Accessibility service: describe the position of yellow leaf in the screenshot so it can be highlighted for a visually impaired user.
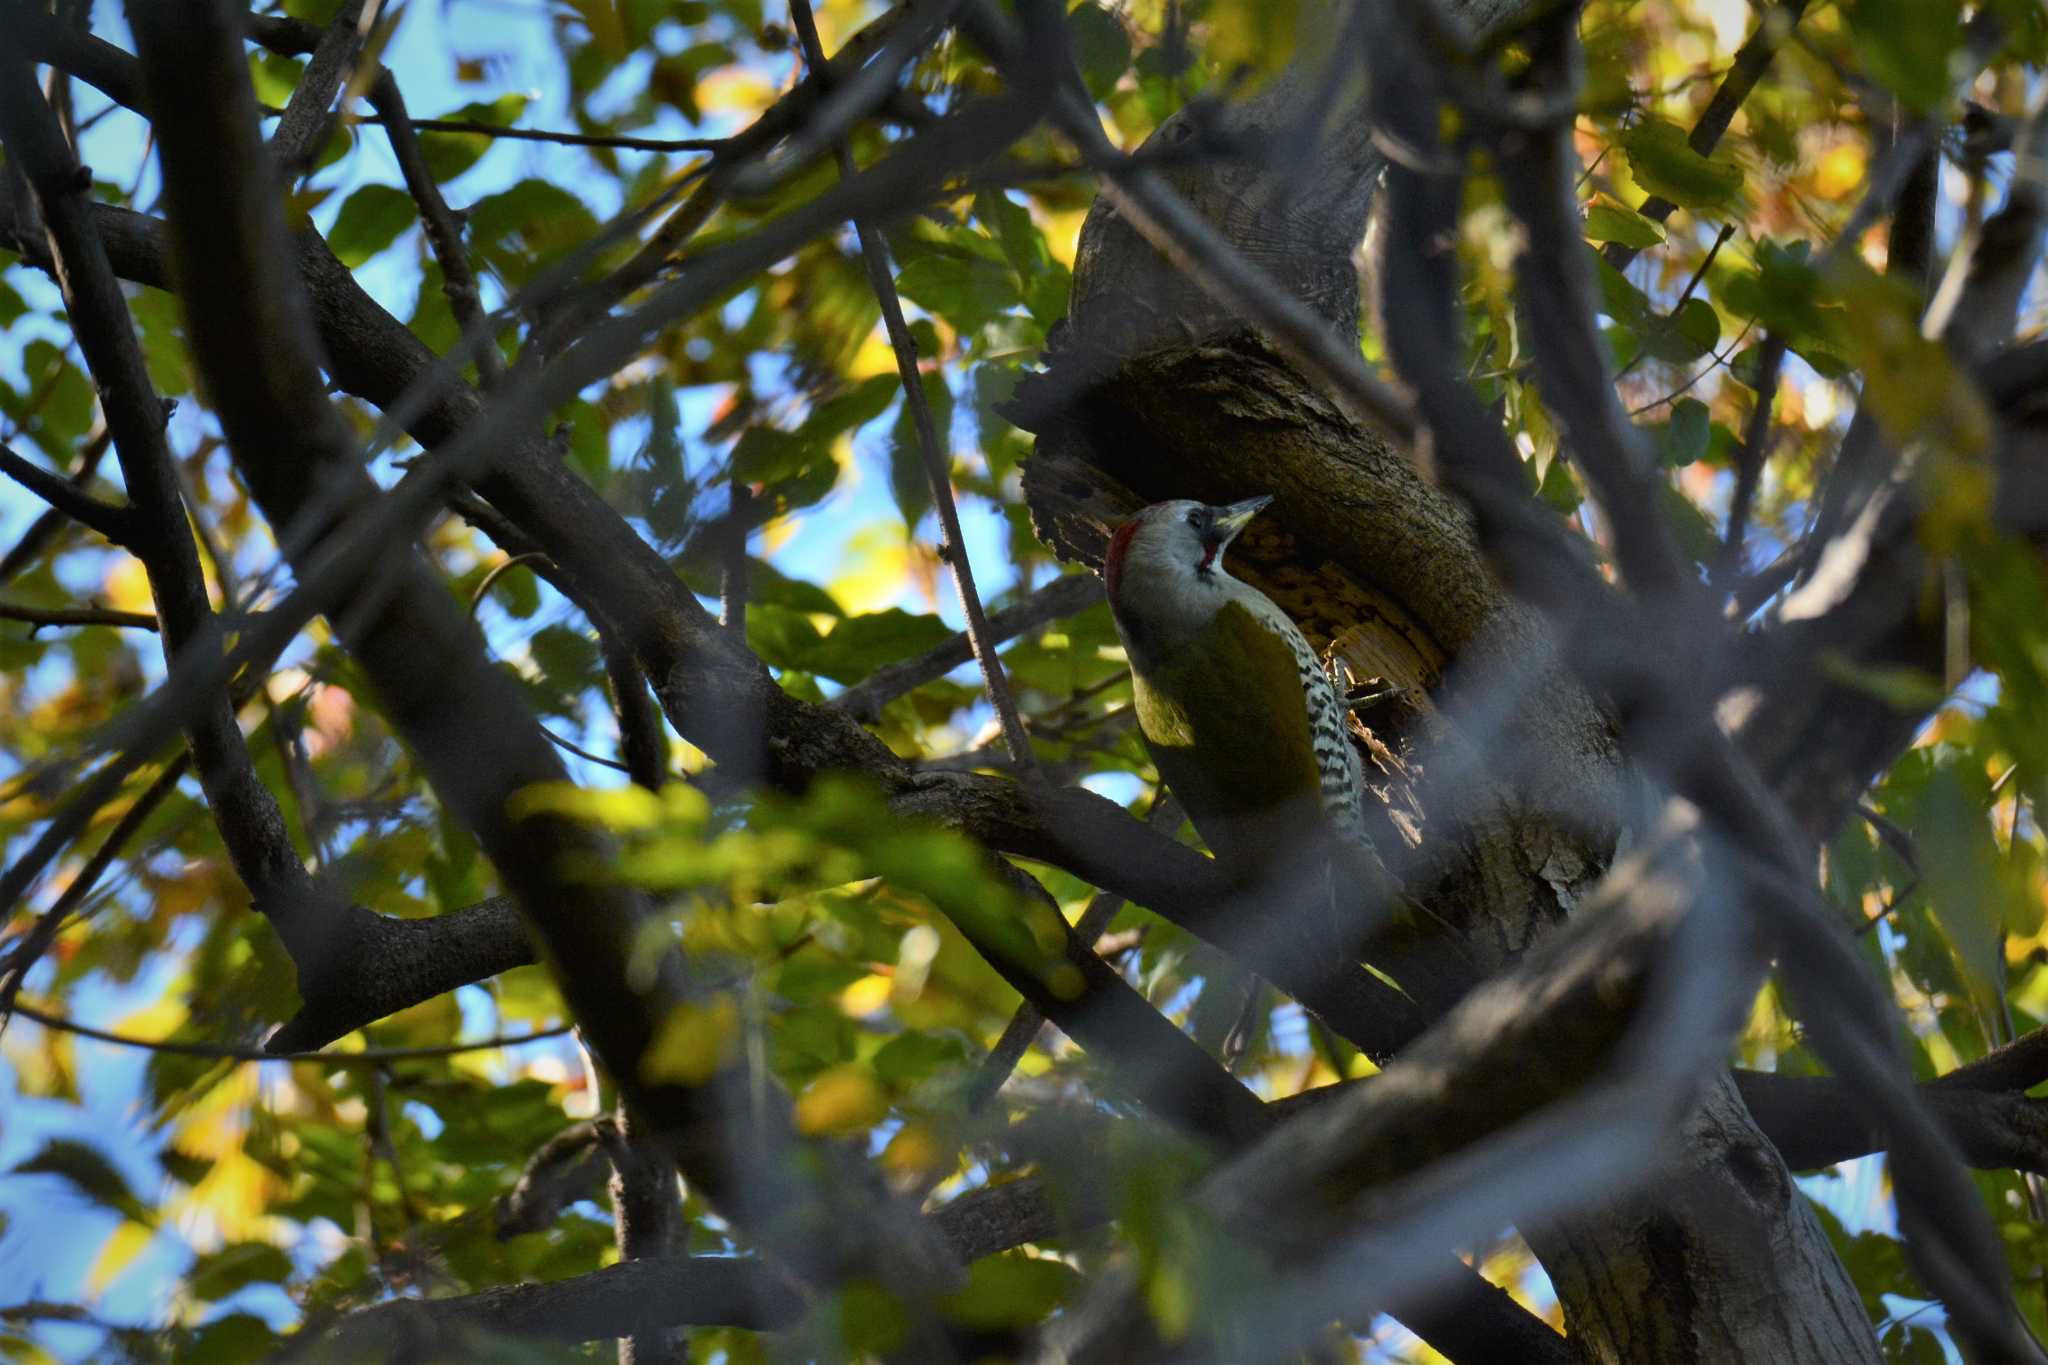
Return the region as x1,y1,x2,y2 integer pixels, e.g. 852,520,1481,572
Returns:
839,973,894,1019
114,998,187,1042
86,1221,154,1297
179,1151,281,1243
1814,142,1867,199
641,995,740,1086
880,1120,949,1181
508,780,664,832
828,525,913,613
846,327,898,380
103,557,154,614
695,68,776,116
794,1064,888,1137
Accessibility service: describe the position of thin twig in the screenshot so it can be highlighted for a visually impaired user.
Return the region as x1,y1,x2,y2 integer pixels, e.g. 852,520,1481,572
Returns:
0,601,157,631
1614,222,1735,381
331,108,726,154
467,551,551,616
0,754,188,1025
367,68,502,387
4,996,573,1062
540,725,635,775
0,440,134,543
790,0,1038,775
0,427,114,586
1626,317,1753,415
1716,333,1788,585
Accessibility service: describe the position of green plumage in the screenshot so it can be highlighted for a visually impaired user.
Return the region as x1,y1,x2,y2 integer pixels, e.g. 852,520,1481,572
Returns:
1130,599,1328,872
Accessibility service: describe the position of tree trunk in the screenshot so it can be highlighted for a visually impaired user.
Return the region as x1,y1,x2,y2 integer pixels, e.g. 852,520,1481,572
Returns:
1019,3,1884,1357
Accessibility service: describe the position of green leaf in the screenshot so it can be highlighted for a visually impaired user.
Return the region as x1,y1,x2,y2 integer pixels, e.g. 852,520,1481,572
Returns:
1592,250,1651,326
748,603,827,674
1846,0,1964,113
939,1253,1081,1329
746,559,843,618
1067,4,1133,99
183,1314,279,1363
1658,481,1721,565
1620,118,1743,211
563,398,611,483
408,262,460,357
328,184,418,267
872,1030,971,1087
1649,397,1711,466
894,252,1019,337
1918,765,2005,1007
419,94,531,183
186,1242,293,1302
13,1138,153,1225
1203,0,1302,78
466,179,601,288
131,288,192,397
249,52,306,108
1584,202,1665,249
807,609,955,685
1640,297,1721,365
806,375,901,442
1537,456,1581,515
527,625,602,714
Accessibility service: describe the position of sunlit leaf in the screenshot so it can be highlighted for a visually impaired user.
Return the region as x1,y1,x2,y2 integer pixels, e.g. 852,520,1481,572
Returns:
1619,118,1743,211
1584,201,1665,249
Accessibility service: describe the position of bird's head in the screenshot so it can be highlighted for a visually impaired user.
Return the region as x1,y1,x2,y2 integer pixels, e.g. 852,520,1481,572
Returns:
1102,495,1273,613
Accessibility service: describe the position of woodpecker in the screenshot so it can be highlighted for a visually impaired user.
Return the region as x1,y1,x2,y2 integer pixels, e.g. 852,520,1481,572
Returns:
1102,496,1385,913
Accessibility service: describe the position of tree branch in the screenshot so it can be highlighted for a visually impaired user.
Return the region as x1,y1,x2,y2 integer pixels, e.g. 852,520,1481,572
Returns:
1738,1070,2048,1175
6,995,571,1064
0,427,116,586
0,441,134,543
0,601,156,631
0,46,333,986
122,0,957,1300
267,0,367,177
364,68,501,387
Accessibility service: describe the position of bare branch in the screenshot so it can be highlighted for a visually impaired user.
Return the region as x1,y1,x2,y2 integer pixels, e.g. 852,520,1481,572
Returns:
267,0,369,177
334,108,724,155
0,600,156,631
365,68,501,386
0,427,116,586
6,996,571,1064
0,441,134,543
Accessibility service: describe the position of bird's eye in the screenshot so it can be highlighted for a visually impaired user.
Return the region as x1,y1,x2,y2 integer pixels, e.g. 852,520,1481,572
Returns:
1185,508,1203,528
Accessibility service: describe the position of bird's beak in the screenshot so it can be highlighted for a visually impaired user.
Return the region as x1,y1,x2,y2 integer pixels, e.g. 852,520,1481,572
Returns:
1209,494,1274,546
